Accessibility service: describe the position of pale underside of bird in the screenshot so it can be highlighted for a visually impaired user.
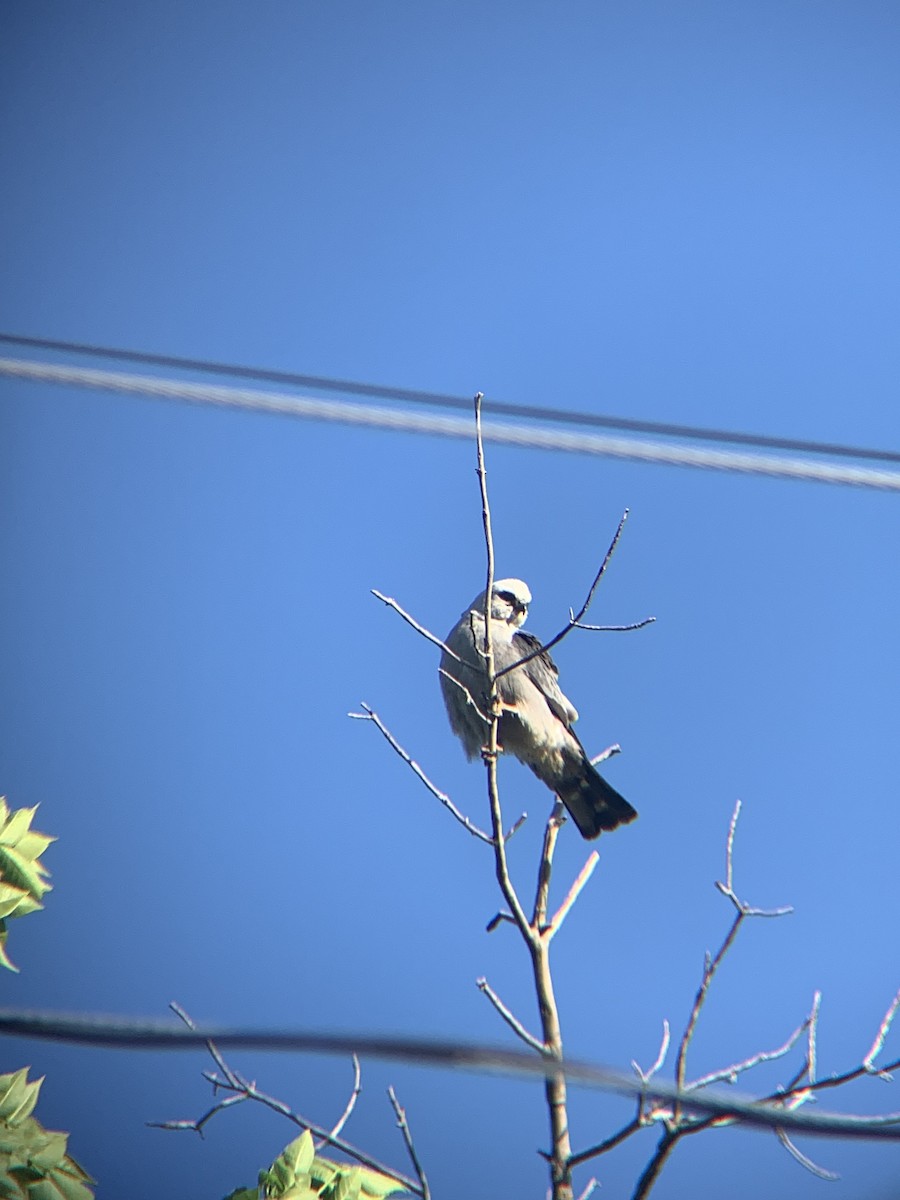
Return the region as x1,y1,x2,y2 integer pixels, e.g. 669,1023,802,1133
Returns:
439,578,637,840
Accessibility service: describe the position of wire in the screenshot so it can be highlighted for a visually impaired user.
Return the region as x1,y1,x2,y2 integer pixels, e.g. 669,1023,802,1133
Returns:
3,355,900,491
2,329,898,466
0,1007,899,1142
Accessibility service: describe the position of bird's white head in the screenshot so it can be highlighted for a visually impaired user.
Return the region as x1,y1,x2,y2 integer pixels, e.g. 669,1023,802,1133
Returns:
468,578,531,627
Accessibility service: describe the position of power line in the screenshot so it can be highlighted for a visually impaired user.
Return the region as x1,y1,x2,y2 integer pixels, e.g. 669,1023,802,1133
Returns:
1,329,898,466
3,355,900,492
0,1007,899,1142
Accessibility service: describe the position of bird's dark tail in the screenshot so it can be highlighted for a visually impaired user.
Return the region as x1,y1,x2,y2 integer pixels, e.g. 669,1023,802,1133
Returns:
549,751,637,840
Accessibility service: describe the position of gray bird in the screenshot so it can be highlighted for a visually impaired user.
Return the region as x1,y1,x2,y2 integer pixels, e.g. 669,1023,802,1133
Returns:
439,578,637,839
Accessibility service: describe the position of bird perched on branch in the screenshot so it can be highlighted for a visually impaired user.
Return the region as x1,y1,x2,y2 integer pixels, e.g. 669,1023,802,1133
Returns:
439,578,637,840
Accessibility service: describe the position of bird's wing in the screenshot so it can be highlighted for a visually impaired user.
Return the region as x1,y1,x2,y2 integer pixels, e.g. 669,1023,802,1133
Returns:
509,630,578,728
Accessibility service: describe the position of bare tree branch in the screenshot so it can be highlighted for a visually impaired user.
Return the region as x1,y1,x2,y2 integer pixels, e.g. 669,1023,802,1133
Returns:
371,588,466,665
571,617,656,632
493,509,643,683
437,666,491,725
569,1110,645,1166
474,394,575,1200
319,1054,361,1150
686,1015,810,1091
533,801,566,930
714,800,793,917
633,1021,671,1085
776,1129,839,1181
477,977,547,1055
590,743,621,766
388,1086,431,1200
864,986,900,1079
149,1003,421,1195
631,1131,680,1200
546,852,600,940
349,704,494,844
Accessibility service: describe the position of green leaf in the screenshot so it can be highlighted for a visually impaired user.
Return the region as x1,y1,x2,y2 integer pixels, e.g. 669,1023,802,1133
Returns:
0,1072,42,1126
0,926,17,974
282,1132,315,1177
0,1070,93,1199
0,808,39,849
0,848,46,904
312,1157,407,1200
44,1165,95,1200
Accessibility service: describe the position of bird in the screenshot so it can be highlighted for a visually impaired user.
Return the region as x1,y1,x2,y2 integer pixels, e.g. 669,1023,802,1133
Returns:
439,578,637,839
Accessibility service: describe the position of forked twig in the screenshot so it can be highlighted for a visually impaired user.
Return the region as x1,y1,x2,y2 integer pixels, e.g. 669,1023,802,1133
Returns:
150,1003,420,1195
686,1016,810,1091
674,802,793,1117
633,1021,671,1084
864,986,900,1079
494,509,653,682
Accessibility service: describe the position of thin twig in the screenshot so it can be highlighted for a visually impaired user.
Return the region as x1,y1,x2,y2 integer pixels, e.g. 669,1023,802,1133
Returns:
388,1086,431,1200
437,667,491,725
317,1054,361,1150
477,977,547,1055
686,1015,810,1091
575,1178,600,1200
773,1054,900,1105
493,510,633,682
504,812,529,841
153,1004,419,1195
486,909,518,933
674,803,793,1123
864,986,900,1078
572,617,656,632
590,743,621,766
631,1130,680,1200
148,1090,250,1134
533,802,566,929
371,589,465,665
569,1111,645,1166
713,801,794,918
809,990,822,1087
633,1021,671,1084
349,705,493,843
547,852,600,939
674,908,744,1107
776,1129,840,1180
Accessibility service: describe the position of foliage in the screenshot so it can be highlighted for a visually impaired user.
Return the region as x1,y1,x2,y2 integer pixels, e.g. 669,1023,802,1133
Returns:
0,1068,94,1200
226,1132,410,1200
0,800,54,973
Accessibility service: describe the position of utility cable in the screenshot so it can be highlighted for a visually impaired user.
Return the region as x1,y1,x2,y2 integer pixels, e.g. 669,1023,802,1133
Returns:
1,330,897,466
3,355,900,492
0,1007,899,1142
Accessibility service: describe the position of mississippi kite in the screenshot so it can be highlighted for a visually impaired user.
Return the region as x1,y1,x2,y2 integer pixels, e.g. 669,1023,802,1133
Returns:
440,578,637,839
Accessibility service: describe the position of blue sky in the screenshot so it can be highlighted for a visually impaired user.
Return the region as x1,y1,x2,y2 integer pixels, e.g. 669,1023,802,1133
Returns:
2,3,900,1198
